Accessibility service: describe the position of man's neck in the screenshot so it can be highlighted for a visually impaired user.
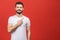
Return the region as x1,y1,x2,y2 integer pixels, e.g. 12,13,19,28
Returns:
16,13,23,18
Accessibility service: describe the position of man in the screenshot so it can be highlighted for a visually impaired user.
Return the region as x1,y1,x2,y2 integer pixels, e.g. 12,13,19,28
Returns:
7,2,31,40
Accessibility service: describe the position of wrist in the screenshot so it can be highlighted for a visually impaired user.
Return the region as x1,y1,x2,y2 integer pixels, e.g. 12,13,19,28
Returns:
28,38,30,40
14,24,19,28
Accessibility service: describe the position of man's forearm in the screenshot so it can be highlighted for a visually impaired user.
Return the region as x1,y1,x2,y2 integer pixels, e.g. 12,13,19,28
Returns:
28,30,31,40
8,24,19,33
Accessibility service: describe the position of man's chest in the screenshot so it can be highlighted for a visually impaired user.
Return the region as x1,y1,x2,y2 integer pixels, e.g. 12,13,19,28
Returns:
12,17,27,26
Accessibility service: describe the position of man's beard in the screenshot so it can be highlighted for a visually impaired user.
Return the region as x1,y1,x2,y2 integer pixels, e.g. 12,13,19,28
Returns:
16,10,23,15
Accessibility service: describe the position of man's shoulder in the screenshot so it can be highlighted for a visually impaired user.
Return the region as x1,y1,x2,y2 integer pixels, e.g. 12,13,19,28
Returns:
23,15,30,21
23,15,29,19
8,15,15,19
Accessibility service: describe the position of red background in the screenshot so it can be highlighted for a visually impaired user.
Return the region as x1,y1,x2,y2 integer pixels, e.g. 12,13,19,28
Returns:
0,0,60,40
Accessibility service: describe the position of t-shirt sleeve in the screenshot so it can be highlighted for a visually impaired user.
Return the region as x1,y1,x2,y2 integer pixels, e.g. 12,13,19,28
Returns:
8,17,13,24
26,18,31,27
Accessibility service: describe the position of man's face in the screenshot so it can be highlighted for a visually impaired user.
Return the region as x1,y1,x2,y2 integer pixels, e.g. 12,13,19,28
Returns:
15,4,24,14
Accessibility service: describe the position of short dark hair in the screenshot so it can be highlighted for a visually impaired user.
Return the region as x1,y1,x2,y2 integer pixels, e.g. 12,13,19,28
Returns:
15,2,24,7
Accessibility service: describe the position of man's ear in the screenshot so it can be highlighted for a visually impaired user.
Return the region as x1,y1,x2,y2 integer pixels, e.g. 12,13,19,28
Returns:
23,8,24,10
15,7,16,10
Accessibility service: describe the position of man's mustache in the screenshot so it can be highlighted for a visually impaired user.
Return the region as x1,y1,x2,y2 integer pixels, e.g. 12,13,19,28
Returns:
17,9,22,11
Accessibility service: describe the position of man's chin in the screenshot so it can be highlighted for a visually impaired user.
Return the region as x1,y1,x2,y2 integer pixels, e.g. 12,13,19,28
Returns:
16,11,23,14
16,12,22,14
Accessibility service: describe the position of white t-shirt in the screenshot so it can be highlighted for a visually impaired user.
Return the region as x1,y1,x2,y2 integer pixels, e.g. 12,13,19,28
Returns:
8,15,30,40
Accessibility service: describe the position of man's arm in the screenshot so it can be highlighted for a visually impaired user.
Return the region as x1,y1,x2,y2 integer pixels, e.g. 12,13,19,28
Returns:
7,19,23,33
27,27,31,40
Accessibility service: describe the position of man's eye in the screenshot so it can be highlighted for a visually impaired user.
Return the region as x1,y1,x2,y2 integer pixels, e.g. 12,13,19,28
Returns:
20,7,23,8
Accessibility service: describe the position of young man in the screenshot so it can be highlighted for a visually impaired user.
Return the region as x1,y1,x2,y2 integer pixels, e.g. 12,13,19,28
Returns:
7,2,31,40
